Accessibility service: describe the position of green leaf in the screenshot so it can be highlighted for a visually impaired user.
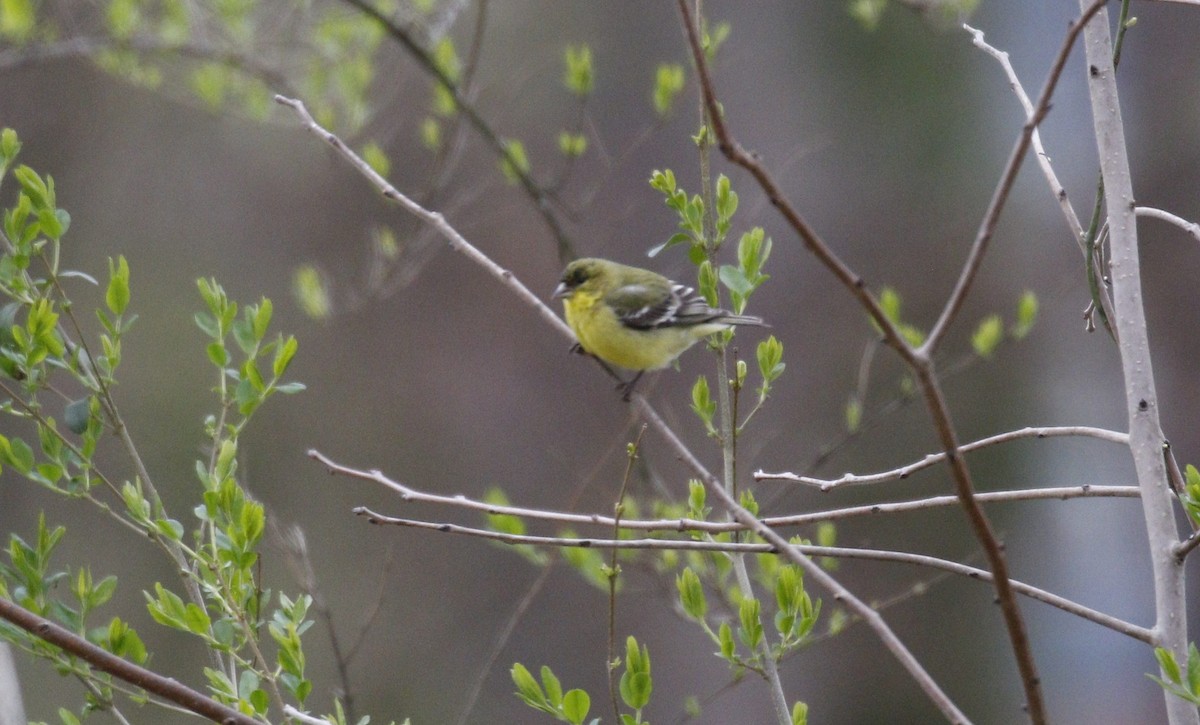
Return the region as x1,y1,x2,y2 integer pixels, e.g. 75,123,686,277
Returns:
273,336,298,377
971,314,1003,358
540,665,563,707
0,127,20,161
511,663,549,709
1157,647,1182,684
738,597,763,649
563,44,594,96
653,63,685,116
64,398,91,435
792,701,809,725
557,131,588,157
676,567,707,619
647,232,693,258
1012,290,1038,339
206,342,227,367
691,375,715,432
562,689,590,725
845,396,862,433
499,139,530,183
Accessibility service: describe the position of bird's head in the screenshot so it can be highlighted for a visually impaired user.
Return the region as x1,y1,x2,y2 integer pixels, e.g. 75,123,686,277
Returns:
552,258,603,300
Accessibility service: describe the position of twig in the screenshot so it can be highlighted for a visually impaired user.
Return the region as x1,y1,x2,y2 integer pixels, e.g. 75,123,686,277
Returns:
337,0,577,263
456,563,555,725
963,24,1084,248
0,598,259,725
756,425,1129,490
1136,206,1200,242
355,506,1151,643
924,0,1109,353
312,449,1138,532
275,95,570,339
608,427,645,722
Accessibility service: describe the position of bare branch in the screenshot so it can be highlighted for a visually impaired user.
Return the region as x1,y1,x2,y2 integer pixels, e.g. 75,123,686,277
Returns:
0,598,259,725
963,24,1085,248
358,504,1154,644
312,449,1137,531
274,95,570,339
757,425,1129,490
1136,206,1200,242
924,0,1108,352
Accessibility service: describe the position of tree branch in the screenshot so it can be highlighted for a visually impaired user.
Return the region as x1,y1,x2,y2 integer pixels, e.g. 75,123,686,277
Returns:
0,598,259,725
355,505,1154,644
1078,5,1199,723
757,425,1129,489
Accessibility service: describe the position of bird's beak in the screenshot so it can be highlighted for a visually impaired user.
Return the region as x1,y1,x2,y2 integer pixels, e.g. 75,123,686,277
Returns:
552,282,571,300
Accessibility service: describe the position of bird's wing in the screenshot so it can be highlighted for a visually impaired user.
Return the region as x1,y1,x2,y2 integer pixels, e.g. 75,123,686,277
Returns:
607,282,685,329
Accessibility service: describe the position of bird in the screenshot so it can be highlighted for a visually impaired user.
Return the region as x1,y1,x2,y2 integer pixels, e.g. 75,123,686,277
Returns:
552,257,766,397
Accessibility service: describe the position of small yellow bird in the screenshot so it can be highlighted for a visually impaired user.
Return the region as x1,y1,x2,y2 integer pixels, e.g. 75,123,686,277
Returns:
553,258,765,395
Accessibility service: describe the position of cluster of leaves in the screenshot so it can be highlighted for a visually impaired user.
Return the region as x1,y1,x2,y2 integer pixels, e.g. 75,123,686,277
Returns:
673,483,828,673
1151,643,1200,707
512,635,652,725
0,516,147,721
0,128,335,721
1178,464,1200,528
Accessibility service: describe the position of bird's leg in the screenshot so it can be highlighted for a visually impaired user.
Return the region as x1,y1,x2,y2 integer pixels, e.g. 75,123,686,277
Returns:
620,371,645,402
568,341,585,356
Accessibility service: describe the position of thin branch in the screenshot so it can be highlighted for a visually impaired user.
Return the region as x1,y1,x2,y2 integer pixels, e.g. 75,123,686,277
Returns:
355,505,1153,643
311,449,1138,533
275,95,569,339
923,0,1109,353
1174,532,1200,561
456,563,555,725
1136,206,1200,242
963,23,1085,248
607,427,645,722
337,0,577,263
757,425,1129,490
0,598,260,725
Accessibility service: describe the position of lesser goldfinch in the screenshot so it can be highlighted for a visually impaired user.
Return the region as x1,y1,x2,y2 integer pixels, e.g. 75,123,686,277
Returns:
553,258,765,394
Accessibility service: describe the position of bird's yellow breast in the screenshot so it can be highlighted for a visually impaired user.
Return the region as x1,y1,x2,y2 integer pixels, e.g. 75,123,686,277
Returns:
563,290,704,371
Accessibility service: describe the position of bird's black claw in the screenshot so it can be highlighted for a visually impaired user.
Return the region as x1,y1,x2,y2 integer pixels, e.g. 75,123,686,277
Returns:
568,342,585,356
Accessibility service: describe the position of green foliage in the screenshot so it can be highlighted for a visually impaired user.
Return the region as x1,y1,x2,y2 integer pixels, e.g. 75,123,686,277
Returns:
653,63,686,116
557,132,588,158
563,44,594,96
691,375,717,436
482,488,550,566
511,663,594,725
360,140,392,178
1179,465,1200,527
619,636,653,713
971,314,1003,358
0,131,327,719
1012,290,1038,339
873,287,925,347
292,264,332,320
500,139,531,183
1149,643,1200,706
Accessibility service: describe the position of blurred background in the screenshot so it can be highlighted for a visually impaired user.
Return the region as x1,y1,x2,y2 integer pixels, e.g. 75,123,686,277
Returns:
2,1,1200,723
